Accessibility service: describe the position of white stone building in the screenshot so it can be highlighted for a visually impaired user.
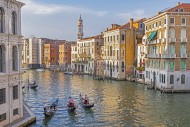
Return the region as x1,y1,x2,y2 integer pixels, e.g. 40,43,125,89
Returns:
0,0,24,126
22,37,43,69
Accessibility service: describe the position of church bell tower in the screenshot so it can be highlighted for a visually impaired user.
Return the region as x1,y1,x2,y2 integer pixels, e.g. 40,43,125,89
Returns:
78,15,83,39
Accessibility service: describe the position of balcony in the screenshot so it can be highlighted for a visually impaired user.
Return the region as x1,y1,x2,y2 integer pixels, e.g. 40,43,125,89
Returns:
161,54,176,58
180,38,187,43
147,54,161,58
162,38,166,43
181,53,187,58
169,38,176,43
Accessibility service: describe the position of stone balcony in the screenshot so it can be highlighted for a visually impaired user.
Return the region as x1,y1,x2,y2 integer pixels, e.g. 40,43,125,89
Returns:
161,54,176,58
180,38,187,43
146,54,161,58
169,38,176,43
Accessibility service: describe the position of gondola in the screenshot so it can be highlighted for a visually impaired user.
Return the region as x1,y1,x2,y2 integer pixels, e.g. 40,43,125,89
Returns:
44,98,59,117
29,81,38,89
67,98,76,111
79,94,94,108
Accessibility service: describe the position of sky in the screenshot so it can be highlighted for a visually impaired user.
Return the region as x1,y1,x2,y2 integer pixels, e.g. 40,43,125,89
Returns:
19,0,190,41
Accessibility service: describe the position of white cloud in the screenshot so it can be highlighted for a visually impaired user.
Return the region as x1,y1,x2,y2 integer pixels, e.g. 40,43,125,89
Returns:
19,0,107,16
117,9,148,21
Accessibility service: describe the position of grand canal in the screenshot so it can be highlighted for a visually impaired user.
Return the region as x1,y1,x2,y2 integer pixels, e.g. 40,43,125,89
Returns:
22,70,190,127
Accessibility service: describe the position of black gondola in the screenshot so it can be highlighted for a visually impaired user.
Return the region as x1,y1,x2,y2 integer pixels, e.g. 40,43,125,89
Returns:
79,94,94,108
29,81,38,89
67,97,76,111
44,98,59,117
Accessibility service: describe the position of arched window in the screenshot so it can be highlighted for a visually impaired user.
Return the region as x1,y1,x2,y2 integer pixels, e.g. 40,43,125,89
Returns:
0,8,4,33
169,29,175,38
12,46,18,71
110,46,112,56
0,45,5,72
181,74,185,84
12,11,17,35
170,75,174,84
181,29,186,38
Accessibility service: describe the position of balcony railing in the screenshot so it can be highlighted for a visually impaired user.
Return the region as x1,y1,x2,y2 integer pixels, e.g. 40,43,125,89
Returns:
147,54,161,58
181,53,187,58
161,54,176,58
180,38,187,43
169,38,176,43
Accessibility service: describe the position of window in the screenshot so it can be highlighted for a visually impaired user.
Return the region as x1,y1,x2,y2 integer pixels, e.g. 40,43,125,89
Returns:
182,18,186,25
170,75,174,84
156,22,158,27
13,85,18,100
12,11,17,34
181,29,186,38
181,74,185,84
180,8,184,12
13,108,19,116
140,23,143,29
0,88,6,104
121,61,124,68
164,19,166,24
159,21,161,26
163,75,165,83
122,34,125,41
175,9,178,12
181,59,186,70
0,8,4,33
0,45,5,72
170,61,174,70
169,29,175,38
110,46,112,56
170,18,174,24
146,26,147,30
0,113,6,122
181,44,186,54
12,46,18,71
169,45,175,54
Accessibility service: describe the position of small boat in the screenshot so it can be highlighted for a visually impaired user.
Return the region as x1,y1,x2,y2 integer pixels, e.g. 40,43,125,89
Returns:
67,97,76,111
29,81,38,89
44,98,59,117
79,94,94,108
64,71,73,75
36,68,45,72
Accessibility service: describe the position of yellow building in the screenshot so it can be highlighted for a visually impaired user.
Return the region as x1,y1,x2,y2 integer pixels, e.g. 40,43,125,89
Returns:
43,43,51,68
144,2,190,92
103,18,145,80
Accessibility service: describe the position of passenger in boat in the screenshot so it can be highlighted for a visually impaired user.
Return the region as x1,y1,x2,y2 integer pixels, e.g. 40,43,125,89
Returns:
84,95,89,105
68,97,74,107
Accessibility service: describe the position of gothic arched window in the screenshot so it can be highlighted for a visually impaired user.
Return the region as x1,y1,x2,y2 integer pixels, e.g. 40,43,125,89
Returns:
169,29,175,38
12,46,18,71
0,7,4,33
181,28,186,38
12,11,17,35
0,45,5,72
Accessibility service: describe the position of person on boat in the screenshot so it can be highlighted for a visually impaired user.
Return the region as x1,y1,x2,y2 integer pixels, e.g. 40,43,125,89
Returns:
68,96,74,107
84,94,89,105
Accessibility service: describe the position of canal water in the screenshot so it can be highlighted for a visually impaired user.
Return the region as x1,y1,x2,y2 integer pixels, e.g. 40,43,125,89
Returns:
22,70,190,127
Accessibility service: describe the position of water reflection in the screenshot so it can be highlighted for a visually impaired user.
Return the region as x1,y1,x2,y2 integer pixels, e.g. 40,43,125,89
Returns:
23,70,190,127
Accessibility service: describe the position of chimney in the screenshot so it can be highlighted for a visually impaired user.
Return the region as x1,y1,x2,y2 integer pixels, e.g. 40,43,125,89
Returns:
178,2,180,5
130,18,134,29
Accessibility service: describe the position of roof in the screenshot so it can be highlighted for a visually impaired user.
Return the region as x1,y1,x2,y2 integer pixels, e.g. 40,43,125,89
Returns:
105,18,145,32
166,3,190,12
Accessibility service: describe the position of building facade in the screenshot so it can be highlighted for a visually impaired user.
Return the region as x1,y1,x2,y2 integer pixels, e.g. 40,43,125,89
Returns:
0,0,24,126
72,35,103,75
144,2,190,91
22,37,45,69
59,42,71,71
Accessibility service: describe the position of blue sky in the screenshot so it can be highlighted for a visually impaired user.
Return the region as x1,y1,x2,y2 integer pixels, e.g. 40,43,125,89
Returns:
20,0,190,41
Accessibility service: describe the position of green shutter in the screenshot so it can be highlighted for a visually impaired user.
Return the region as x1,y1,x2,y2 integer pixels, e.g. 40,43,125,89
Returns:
170,61,174,70
147,31,157,40
181,60,186,69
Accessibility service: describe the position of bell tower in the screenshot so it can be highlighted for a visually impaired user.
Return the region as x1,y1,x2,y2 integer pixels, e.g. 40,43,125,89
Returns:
78,15,83,39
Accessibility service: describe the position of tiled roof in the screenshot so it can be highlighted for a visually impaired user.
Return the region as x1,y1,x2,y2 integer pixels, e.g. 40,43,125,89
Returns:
166,3,190,12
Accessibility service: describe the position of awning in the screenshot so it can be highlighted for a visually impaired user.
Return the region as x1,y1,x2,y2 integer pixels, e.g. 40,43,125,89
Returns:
147,31,157,40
